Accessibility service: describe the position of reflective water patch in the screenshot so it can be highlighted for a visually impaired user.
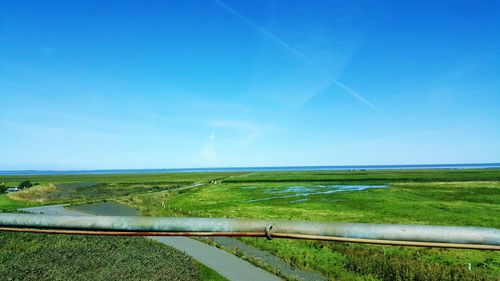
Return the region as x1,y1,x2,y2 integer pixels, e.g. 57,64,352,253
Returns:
247,185,387,203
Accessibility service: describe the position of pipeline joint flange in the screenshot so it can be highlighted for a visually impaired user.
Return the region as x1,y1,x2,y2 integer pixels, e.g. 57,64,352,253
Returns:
265,224,273,240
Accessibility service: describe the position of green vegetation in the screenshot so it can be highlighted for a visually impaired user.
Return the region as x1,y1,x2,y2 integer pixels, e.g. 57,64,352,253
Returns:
224,168,500,184
1,180,36,194
117,169,500,280
1,169,499,280
0,172,239,281
18,180,34,189
0,194,36,212
199,263,228,281
122,180,500,227
0,172,244,186
2,172,243,204
8,181,186,203
0,232,226,281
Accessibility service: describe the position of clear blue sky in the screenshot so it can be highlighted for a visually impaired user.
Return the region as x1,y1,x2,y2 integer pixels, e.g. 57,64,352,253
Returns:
1,0,499,170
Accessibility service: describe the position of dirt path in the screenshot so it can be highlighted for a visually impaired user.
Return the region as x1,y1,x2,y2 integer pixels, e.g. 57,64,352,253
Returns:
20,204,282,281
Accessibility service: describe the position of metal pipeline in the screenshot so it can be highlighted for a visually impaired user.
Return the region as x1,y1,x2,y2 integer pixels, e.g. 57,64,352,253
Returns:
0,213,499,250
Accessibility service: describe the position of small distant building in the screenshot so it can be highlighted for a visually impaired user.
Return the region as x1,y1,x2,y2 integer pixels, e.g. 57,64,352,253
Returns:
6,187,20,193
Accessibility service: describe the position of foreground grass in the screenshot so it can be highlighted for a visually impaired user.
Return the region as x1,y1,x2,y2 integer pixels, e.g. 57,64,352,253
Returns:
0,232,227,281
199,264,228,281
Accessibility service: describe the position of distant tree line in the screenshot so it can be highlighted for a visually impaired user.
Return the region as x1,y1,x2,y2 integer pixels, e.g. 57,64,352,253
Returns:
19,181,33,189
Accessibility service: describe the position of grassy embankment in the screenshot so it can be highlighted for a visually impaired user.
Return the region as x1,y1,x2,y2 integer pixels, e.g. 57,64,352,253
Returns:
2,169,499,280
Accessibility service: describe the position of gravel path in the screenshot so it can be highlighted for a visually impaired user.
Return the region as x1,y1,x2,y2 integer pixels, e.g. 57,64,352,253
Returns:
20,204,282,281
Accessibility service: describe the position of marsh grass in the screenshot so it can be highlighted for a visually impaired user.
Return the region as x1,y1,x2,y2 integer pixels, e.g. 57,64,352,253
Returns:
119,170,500,280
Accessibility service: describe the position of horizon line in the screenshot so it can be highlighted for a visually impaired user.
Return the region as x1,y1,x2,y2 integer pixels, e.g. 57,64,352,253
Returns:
1,162,499,176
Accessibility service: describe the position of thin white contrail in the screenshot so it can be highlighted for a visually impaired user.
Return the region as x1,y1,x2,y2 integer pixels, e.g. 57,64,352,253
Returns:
214,0,388,117
214,0,306,58
328,78,389,117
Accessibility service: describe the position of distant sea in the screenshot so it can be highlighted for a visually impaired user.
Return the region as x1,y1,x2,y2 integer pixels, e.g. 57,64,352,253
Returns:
1,163,499,176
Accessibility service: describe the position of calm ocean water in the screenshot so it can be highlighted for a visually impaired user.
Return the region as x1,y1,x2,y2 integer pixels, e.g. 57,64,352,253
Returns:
1,163,499,176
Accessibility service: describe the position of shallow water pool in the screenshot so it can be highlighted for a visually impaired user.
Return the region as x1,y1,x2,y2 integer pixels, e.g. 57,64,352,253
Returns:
247,184,387,203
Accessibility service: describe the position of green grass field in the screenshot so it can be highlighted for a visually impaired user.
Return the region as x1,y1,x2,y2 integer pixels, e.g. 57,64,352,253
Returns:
1,168,499,280
0,194,37,211
0,232,226,281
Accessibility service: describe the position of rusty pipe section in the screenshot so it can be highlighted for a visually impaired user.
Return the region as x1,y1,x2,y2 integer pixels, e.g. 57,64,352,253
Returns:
0,213,499,249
